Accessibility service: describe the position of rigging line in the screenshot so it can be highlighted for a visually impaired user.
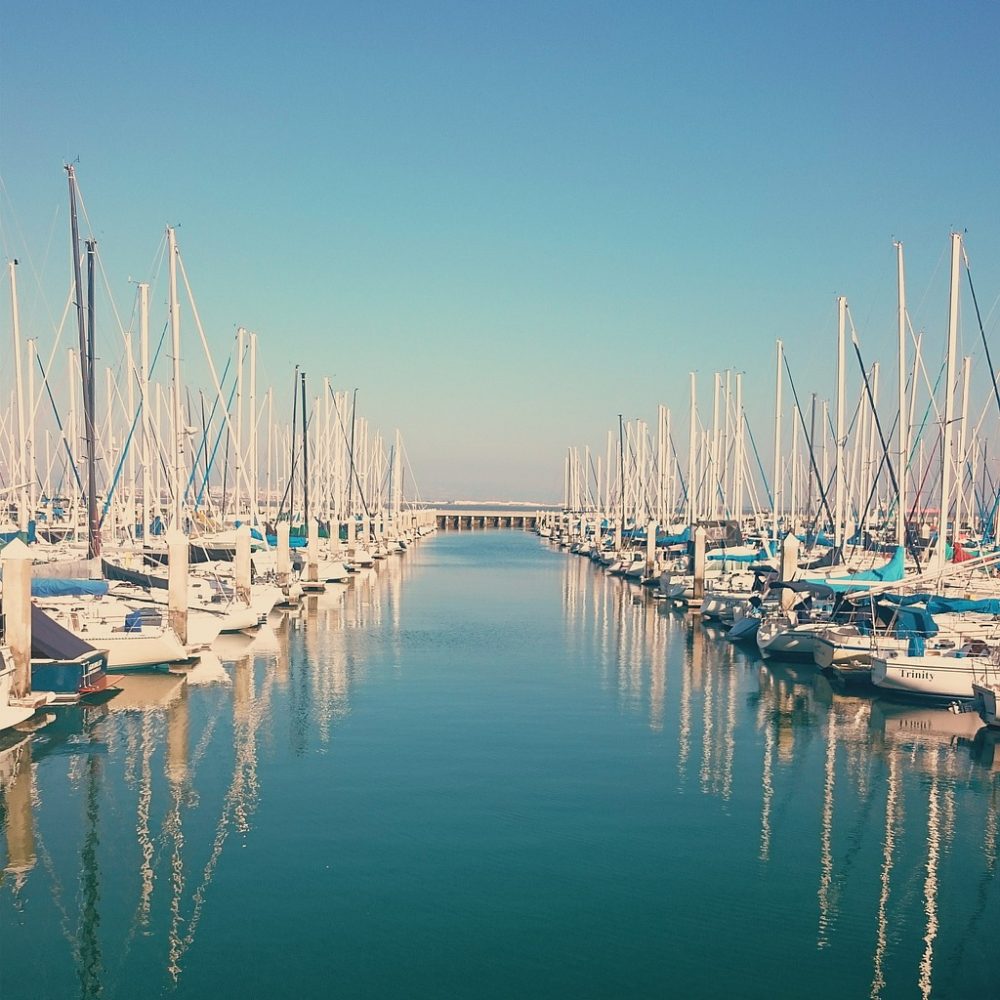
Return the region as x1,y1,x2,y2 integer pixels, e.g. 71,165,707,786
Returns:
743,413,771,509
35,350,84,493
846,312,920,571
99,318,173,522
326,382,372,518
782,351,838,541
905,433,941,535
667,430,689,503
274,409,318,521
964,249,1000,428
189,352,236,508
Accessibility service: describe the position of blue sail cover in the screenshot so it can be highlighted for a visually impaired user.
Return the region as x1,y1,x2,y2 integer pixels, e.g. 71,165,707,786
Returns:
656,526,690,547
707,546,771,563
31,579,109,598
796,530,833,547
805,545,905,592
925,596,1000,616
0,521,37,546
266,534,308,548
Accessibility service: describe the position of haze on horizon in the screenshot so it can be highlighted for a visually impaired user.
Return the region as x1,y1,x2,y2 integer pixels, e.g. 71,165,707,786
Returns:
2,2,1000,504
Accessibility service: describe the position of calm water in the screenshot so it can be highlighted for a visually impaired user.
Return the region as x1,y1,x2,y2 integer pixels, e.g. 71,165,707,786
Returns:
1,531,998,999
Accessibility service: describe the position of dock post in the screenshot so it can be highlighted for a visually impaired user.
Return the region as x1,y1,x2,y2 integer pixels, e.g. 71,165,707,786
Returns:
235,524,252,604
693,526,707,604
780,532,799,610
276,522,291,589
307,518,319,583
1,538,32,698
167,529,189,645
646,519,657,576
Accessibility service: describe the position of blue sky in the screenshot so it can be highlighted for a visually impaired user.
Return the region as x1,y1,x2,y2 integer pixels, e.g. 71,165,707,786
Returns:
3,2,1000,501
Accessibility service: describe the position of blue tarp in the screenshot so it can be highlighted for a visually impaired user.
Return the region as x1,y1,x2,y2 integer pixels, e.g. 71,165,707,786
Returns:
266,534,308,548
657,526,690,547
31,579,109,598
0,521,37,546
796,530,833,547
708,546,771,563
926,596,1000,616
805,546,905,592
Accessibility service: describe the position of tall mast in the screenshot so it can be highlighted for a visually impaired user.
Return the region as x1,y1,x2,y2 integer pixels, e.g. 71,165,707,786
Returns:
26,337,36,522
234,327,245,520
125,328,136,537
301,370,309,524
937,232,961,568
895,241,907,549
711,373,721,518
249,332,258,521
167,226,184,530
834,297,846,550
347,387,358,518
771,340,783,544
139,282,152,541
687,373,697,527
734,372,744,524
85,238,100,558
66,165,99,557
618,414,626,529
8,260,26,528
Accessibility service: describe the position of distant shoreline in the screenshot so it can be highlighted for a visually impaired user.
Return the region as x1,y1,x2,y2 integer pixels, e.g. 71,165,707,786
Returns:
428,499,562,511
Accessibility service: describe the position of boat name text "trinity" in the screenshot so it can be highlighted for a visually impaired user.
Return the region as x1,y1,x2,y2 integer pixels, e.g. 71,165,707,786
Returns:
900,669,934,681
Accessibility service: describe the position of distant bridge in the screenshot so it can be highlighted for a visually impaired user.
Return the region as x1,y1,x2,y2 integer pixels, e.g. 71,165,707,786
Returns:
435,510,546,530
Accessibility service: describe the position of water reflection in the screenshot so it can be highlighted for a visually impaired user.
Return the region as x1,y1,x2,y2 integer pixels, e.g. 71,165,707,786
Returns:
0,548,415,998
556,548,1000,999
1,537,997,999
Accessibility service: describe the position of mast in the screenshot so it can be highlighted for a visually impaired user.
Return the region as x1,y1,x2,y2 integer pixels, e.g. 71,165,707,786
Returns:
618,414,626,531
734,372,744,525
66,165,100,558
289,365,299,521
834,297,846,550
125,328,136,538
937,232,961,569
895,242,907,549
8,260,26,528
167,226,184,530
85,238,100,558
956,356,971,540
139,282,152,541
26,337,36,522
301,370,309,524
771,340,783,544
249,332,258,521
347,388,357,518
234,327,245,521
687,373,697,527
711,373,721,518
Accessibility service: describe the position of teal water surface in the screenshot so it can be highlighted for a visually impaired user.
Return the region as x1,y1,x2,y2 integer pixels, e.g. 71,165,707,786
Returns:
1,531,998,998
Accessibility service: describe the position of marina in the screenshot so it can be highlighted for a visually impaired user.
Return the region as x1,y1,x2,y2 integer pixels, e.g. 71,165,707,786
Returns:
2,530,998,998
5,4,1000,995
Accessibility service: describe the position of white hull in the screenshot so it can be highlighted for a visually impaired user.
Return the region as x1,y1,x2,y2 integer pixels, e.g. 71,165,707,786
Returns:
871,653,988,700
